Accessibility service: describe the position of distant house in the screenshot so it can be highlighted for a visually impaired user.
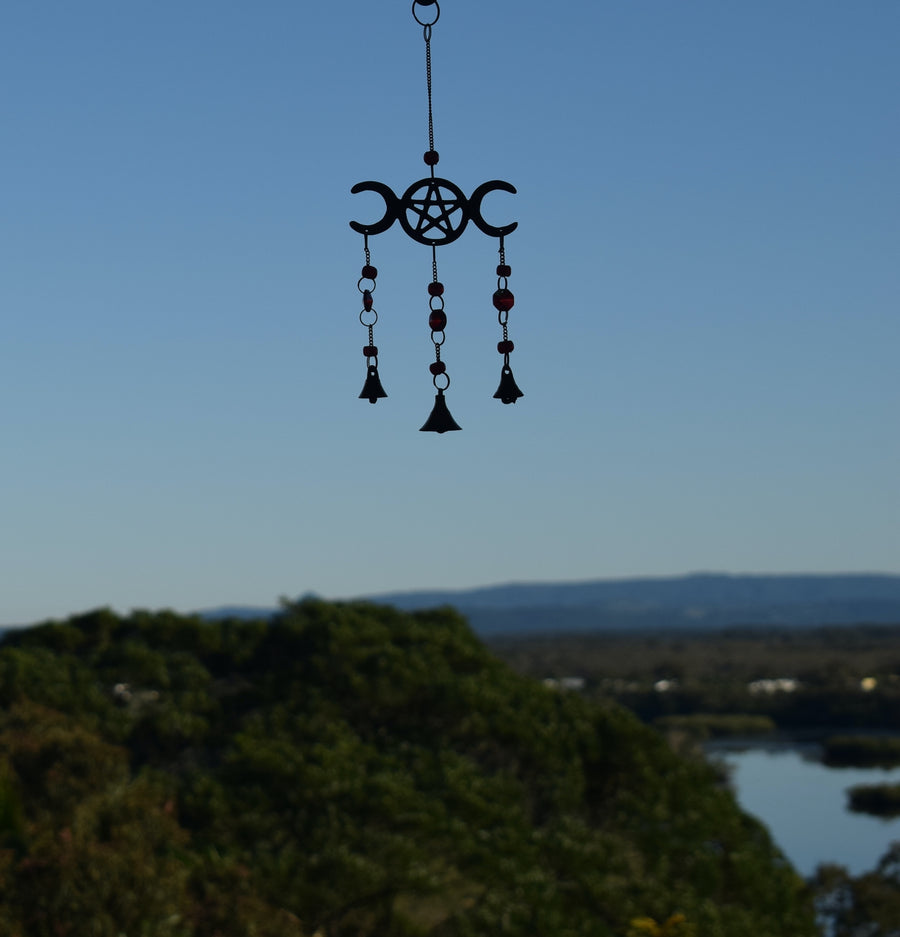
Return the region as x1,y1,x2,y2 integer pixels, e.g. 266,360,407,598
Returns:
543,676,586,692
747,678,799,695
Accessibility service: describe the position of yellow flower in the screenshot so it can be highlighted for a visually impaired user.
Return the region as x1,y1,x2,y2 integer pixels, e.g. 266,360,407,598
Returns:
627,912,694,937
628,917,663,936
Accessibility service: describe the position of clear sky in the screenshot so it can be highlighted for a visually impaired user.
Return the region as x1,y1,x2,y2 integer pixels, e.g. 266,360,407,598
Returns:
2,1,898,625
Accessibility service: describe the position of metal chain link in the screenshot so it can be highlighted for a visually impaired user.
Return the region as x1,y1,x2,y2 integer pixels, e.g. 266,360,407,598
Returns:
412,2,440,167
359,235,379,367
429,246,448,386
425,28,434,155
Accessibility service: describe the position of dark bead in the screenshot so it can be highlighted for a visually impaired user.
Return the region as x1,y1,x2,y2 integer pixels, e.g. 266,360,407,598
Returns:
427,281,444,296
361,265,377,279
429,310,447,331
363,345,378,357
497,264,511,277
424,150,440,165
362,289,373,311
497,340,515,354
429,361,447,375
493,288,515,312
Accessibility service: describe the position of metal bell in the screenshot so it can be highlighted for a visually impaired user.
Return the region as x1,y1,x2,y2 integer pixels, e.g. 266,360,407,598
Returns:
419,390,462,433
359,365,387,404
493,365,524,404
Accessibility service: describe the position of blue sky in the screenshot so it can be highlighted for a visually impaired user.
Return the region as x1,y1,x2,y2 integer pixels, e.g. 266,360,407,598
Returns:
2,1,898,625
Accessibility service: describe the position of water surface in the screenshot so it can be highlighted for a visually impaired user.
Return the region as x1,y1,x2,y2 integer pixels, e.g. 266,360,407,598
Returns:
707,739,900,877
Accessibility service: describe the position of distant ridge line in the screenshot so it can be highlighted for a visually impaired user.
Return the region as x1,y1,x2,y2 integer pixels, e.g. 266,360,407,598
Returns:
359,572,900,608
199,573,900,636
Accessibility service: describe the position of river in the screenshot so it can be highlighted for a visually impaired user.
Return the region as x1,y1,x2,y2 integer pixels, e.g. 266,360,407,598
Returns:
705,738,900,878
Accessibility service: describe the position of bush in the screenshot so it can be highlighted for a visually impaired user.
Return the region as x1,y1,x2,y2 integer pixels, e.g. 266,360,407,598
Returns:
847,783,900,817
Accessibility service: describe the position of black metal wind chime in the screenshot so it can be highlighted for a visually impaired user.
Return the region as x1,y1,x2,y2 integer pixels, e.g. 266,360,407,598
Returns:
351,0,522,433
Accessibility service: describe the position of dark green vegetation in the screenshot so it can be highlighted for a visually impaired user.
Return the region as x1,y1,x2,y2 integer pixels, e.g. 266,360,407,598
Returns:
488,625,900,731
823,736,900,768
847,784,900,818
0,601,818,937
653,714,776,740
812,844,900,936
492,624,900,935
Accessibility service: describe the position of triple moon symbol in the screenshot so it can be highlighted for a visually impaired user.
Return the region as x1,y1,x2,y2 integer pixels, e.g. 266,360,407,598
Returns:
350,178,517,246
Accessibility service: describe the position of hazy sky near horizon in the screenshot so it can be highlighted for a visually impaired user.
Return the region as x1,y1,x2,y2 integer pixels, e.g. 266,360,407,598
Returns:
2,1,898,625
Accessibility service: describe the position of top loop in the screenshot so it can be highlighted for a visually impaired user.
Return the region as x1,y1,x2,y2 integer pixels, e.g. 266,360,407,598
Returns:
412,0,440,27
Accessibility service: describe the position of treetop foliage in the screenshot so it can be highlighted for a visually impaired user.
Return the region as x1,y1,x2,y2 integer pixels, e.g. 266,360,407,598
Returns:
0,600,818,936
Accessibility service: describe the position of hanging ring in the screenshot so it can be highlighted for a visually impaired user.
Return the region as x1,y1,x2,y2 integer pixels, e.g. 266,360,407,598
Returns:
432,372,450,391
360,309,378,327
412,0,440,27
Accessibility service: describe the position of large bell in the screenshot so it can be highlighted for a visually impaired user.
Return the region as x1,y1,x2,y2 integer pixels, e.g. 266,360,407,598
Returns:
419,390,462,433
359,365,387,404
493,365,524,404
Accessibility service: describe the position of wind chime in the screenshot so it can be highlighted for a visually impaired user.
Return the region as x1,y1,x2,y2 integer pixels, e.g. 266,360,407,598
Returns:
351,0,522,433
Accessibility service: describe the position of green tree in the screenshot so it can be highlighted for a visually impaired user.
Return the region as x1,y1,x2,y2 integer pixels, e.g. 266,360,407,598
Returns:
814,843,900,936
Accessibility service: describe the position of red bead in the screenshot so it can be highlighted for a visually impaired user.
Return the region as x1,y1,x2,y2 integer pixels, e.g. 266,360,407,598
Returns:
363,345,378,357
424,150,440,165
493,288,515,312
362,289,373,311
497,264,511,277
429,361,447,375
427,281,444,296
361,265,377,279
497,340,515,354
429,310,447,331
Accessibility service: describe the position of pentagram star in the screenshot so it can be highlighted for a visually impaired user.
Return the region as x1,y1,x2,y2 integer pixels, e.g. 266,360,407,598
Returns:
408,180,464,238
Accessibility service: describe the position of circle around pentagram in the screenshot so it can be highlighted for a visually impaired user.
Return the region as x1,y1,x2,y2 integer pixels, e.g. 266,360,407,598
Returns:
399,177,469,246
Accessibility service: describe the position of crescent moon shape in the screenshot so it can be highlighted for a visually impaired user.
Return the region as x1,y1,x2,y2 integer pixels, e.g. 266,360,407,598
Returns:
350,181,401,235
469,180,518,238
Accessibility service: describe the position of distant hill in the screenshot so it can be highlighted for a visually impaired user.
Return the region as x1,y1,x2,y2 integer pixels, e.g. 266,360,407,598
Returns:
200,604,279,622
201,572,900,636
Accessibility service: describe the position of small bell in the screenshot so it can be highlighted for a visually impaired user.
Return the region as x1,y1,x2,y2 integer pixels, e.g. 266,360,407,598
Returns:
419,390,462,433
493,365,524,404
359,365,387,404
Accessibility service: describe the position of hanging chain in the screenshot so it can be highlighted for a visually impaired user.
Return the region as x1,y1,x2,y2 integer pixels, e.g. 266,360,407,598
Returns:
495,235,512,349
360,234,377,354
425,25,434,155
427,245,449,389
357,233,386,403
413,2,448,392
492,233,522,403
414,1,441,173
